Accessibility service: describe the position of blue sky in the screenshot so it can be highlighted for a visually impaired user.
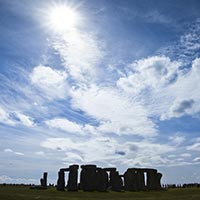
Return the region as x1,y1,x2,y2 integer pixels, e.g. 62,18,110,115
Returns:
1,0,200,185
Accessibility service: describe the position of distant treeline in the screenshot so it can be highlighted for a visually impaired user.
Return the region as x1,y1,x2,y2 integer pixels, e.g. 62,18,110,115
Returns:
1,183,200,189
162,183,200,189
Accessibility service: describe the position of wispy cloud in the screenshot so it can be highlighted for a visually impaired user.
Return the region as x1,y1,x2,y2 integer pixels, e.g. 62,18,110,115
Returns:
45,118,85,135
0,175,37,184
70,85,157,137
51,29,104,82
0,107,16,125
158,19,200,64
30,65,68,100
4,148,24,156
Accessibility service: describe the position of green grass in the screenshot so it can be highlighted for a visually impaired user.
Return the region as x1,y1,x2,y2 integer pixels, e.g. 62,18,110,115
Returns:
0,185,200,200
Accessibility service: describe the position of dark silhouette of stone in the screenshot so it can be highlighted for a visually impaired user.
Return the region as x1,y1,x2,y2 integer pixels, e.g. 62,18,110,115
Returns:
123,168,163,191
67,165,79,191
146,169,157,190
96,168,109,191
40,172,47,188
124,168,137,191
136,169,145,191
109,170,123,191
156,172,162,190
57,169,66,191
56,165,79,191
80,165,97,191
30,172,48,190
53,164,163,192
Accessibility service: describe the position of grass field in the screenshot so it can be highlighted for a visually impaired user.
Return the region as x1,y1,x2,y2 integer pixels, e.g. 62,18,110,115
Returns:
1,185,200,200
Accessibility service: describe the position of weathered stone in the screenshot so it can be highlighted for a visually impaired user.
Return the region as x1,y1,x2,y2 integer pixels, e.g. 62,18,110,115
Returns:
156,172,162,190
124,168,137,191
54,165,163,192
96,168,109,191
56,170,65,191
67,165,79,191
80,165,97,191
109,170,123,191
146,169,157,190
136,169,145,191
40,172,47,188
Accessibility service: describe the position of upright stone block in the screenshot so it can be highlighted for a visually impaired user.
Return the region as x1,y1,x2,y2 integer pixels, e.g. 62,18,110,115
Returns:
57,170,65,191
124,168,137,191
43,172,48,187
110,170,123,191
147,169,157,190
96,168,109,191
40,172,48,188
67,165,79,191
156,172,162,190
80,165,97,191
136,170,145,191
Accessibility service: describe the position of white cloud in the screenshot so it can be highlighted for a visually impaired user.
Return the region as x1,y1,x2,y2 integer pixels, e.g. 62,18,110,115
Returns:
70,85,157,137
14,152,24,156
45,118,84,135
193,157,200,162
45,118,99,136
0,107,35,127
35,151,45,156
116,56,200,121
0,175,37,184
117,56,181,94
30,65,68,99
181,153,191,158
0,175,12,183
4,148,13,153
4,148,24,156
158,19,200,64
0,107,15,125
115,55,200,121
160,58,200,119
162,99,194,120
15,112,35,127
169,135,185,146
41,137,175,167
168,154,176,158
52,29,104,82
187,142,200,151
62,152,84,163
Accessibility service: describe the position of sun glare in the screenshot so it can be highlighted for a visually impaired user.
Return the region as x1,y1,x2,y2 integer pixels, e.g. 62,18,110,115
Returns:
48,5,79,32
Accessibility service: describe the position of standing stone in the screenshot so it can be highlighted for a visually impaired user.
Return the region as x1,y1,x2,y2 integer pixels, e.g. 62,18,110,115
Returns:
80,165,97,191
40,172,48,188
43,172,48,187
96,168,109,191
57,170,65,191
110,170,123,191
136,170,145,191
67,165,79,191
156,172,162,190
147,169,157,190
124,168,137,191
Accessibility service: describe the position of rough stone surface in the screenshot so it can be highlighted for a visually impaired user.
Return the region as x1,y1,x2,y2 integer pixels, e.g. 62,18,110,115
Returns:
80,165,97,191
67,165,79,191
54,165,163,192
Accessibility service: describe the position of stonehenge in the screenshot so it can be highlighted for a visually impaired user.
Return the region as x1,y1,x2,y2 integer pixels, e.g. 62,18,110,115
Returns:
40,172,48,188
56,165,79,191
55,164,163,192
30,172,48,189
124,168,162,191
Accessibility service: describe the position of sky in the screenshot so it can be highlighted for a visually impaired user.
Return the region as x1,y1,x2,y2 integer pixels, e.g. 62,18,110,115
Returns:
0,0,200,185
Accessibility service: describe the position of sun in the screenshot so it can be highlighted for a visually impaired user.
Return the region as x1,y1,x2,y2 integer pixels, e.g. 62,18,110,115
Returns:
48,5,79,32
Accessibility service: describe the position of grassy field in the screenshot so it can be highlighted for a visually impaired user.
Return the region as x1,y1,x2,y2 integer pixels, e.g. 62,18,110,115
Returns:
1,185,200,200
